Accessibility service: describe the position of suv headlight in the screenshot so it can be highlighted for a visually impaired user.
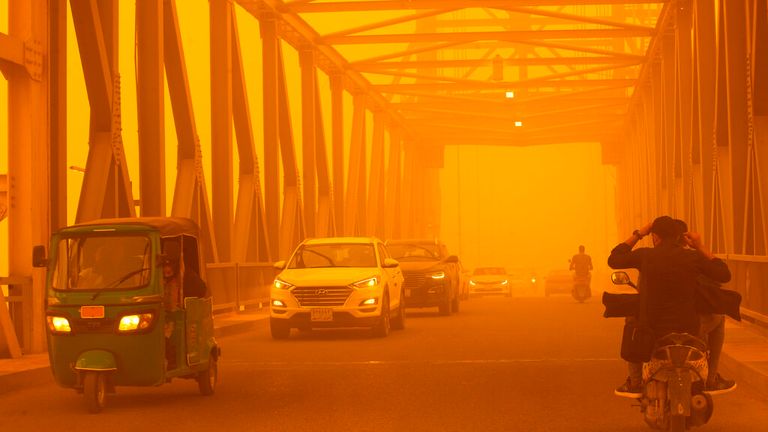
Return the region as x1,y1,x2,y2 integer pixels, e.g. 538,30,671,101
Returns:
427,271,446,279
351,277,378,289
273,278,294,290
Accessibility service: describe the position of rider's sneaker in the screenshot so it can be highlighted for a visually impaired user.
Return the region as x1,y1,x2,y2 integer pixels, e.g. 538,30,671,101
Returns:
704,374,736,395
615,377,643,398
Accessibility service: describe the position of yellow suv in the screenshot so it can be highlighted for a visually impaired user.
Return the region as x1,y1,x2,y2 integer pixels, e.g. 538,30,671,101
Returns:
270,237,405,339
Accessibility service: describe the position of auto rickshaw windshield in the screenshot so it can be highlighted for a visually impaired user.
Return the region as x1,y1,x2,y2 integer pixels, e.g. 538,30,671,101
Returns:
51,234,153,291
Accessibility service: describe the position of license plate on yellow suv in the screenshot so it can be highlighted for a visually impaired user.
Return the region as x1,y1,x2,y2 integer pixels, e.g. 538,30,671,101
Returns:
310,308,333,322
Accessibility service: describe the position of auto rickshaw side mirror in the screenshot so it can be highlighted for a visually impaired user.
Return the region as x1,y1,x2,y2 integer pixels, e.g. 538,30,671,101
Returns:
32,245,48,268
273,260,286,271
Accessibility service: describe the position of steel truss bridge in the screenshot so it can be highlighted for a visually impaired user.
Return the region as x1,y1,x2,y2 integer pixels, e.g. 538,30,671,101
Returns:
1,0,767,356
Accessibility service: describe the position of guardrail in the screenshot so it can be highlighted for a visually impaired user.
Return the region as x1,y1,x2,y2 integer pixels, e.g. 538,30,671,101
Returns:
0,276,31,359
206,262,277,315
718,254,768,330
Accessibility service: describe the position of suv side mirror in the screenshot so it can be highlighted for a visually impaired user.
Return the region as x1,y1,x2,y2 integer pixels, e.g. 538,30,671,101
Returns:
32,245,48,268
383,258,399,268
273,260,286,271
444,255,459,263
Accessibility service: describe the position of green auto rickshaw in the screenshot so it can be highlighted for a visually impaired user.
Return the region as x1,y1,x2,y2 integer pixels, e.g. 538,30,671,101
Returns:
33,217,221,413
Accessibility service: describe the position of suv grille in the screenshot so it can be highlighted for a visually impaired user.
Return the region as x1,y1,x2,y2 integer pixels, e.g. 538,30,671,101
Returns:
292,286,353,307
403,273,426,289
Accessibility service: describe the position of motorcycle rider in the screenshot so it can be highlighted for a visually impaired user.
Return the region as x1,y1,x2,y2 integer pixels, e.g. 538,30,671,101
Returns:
608,216,731,397
569,245,593,297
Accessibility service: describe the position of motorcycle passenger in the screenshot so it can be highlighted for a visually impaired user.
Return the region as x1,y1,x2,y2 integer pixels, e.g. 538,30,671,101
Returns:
607,216,731,397
674,219,736,394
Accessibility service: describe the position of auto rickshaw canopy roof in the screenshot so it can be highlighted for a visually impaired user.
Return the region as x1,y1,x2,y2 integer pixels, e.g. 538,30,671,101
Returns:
62,217,200,238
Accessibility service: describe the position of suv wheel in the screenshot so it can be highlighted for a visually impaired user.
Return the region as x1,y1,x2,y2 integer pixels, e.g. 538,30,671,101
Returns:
391,292,406,330
451,292,460,313
270,318,291,339
438,293,452,316
372,296,391,337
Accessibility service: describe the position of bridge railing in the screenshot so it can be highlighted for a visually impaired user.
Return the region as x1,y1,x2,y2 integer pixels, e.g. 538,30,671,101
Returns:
720,255,768,332
206,263,276,314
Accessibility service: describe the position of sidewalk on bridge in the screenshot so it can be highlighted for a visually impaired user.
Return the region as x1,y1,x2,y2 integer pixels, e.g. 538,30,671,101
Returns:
1,309,766,397
0,308,270,395
720,317,768,397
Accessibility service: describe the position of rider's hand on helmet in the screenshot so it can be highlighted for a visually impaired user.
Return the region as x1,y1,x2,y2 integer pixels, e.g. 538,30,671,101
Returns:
683,232,703,250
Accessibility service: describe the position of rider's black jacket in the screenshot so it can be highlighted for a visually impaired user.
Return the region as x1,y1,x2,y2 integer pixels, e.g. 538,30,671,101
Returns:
607,241,731,336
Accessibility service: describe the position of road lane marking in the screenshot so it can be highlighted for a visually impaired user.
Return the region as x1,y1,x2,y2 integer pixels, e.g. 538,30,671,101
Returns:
225,358,621,366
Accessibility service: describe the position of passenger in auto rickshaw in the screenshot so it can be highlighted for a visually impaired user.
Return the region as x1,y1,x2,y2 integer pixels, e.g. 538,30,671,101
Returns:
162,239,208,370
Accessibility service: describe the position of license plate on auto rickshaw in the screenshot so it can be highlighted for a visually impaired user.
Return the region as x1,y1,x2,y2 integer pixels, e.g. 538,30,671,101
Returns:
80,305,105,319
310,308,333,322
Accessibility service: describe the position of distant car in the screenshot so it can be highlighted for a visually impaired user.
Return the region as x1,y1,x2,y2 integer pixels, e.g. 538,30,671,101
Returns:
269,237,405,339
544,269,573,297
507,268,541,295
468,267,511,297
385,239,461,315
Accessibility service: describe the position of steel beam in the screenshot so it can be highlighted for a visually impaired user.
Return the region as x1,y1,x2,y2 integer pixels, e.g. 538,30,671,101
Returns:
231,7,270,263
260,14,280,257
7,0,48,353
210,0,234,261
289,0,669,13
50,0,67,231
323,28,655,45
330,73,345,233
136,0,165,217
300,48,317,237
367,111,386,238
164,0,219,263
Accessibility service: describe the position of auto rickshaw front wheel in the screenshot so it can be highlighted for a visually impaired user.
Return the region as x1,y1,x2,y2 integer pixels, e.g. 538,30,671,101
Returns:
197,355,218,396
83,372,107,413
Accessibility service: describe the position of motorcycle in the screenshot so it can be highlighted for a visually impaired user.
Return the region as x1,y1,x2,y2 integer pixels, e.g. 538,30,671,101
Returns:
571,272,591,302
611,271,717,431
641,333,713,431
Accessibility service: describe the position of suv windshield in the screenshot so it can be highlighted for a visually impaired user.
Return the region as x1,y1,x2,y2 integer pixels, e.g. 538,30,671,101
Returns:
52,235,152,291
387,243,440,260
288,243,377,268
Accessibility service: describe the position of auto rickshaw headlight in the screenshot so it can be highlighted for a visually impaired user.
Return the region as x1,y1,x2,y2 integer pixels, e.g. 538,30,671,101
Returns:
118,313,154,332
46,316,71,333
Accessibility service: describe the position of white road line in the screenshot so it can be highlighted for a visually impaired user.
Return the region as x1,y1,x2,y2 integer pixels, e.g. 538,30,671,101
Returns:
225,358,620,366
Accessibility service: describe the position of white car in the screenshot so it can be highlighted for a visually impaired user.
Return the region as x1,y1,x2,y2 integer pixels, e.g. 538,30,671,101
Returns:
270,237,405,339
468,267,511,297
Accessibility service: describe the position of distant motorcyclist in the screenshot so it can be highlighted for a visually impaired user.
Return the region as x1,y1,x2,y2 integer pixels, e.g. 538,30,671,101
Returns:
570,245,593,287
607,216,731,397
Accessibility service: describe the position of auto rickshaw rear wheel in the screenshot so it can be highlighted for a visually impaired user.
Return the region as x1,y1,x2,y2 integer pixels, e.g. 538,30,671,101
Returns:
83,372,107,413
197,355,218,396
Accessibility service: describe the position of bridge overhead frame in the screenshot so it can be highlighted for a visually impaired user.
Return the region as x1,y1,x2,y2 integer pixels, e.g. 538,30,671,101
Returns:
614,0,768,317
2,0,767,354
